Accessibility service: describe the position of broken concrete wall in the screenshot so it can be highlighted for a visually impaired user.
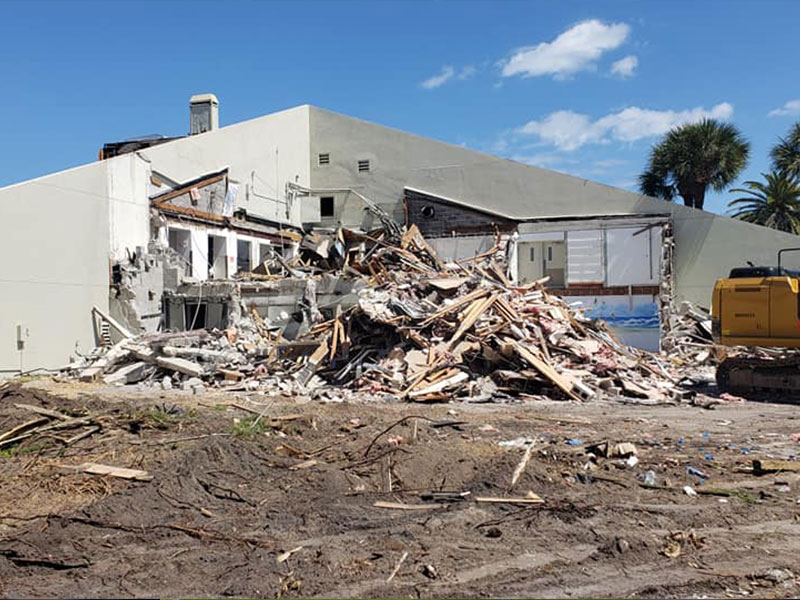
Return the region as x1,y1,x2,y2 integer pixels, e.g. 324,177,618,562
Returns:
159,275,365,339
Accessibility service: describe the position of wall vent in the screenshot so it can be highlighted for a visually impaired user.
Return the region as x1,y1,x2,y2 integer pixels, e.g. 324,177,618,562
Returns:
318,153,330,165
357,159,370,173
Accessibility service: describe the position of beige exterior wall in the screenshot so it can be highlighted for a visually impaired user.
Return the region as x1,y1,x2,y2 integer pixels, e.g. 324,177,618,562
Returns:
0,162,111,373
308,106,800,308
139,105,311,231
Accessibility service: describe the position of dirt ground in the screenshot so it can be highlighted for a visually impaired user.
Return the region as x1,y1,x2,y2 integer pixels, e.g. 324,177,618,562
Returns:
1,380,799,599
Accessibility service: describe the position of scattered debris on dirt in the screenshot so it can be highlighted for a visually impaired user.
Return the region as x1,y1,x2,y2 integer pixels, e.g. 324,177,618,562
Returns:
1,382,800,598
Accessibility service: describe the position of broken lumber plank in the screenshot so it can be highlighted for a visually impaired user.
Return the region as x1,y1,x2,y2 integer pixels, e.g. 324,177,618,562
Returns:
373,501,444,511
408,371,469,398
0,417,49,444
69,462,153,481
295,337,330,386
0,416,95,449
386,551,409,583
13,404,70,420
753,459,800,475
289,459,318,471
447,294,498,349
420,287,490,325
475,494,544,504
91,305,134,340
511,340,582,402
510,437,539,487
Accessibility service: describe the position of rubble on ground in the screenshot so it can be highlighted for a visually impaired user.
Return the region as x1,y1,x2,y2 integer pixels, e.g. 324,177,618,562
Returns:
64,224,696,405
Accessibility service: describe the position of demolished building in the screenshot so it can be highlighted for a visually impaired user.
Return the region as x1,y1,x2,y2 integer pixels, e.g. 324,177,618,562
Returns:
1,97,799,374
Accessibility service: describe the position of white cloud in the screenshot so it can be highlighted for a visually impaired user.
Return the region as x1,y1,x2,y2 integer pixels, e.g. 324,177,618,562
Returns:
457,65,476,80
610,54,638,78
421,65,476,89
768,99,800,117
517,102,734,151
421,66,455,89
502,19,630,80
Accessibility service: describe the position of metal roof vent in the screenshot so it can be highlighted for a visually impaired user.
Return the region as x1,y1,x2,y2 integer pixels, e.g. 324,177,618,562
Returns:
189,94,219,135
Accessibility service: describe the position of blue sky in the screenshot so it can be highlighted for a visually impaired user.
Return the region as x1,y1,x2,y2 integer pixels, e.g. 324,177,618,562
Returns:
1,0,799,214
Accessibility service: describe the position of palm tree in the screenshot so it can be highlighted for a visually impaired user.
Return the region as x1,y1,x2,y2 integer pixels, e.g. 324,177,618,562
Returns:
639,119,750,210
728,171,800,234
770,122,800,179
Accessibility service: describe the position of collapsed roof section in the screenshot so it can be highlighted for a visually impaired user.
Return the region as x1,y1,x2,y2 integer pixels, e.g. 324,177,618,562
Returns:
150,168,302,246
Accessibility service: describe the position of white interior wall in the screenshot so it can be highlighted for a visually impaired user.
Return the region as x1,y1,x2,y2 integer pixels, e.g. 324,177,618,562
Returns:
107,154,151,261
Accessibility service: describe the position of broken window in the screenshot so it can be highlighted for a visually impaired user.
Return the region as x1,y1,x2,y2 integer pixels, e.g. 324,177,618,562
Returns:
208,234,227,279
237,239,252,273
259,243,272,265
167,227,192,277
320,196,335,218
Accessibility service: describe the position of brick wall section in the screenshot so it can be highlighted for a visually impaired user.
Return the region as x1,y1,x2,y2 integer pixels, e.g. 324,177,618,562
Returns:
404,190,517,237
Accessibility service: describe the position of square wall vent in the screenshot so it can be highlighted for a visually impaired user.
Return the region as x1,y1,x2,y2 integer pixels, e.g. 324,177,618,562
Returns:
318,153,330,165
357,159,370,172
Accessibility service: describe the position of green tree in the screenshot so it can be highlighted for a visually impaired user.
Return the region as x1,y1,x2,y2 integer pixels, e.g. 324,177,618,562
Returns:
770,122,800,179
639,119,750,210
728,171,800,233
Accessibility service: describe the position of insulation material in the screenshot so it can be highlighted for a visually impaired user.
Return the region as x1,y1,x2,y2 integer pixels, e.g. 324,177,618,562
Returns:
605,226,661,286
567,230,604,284
427,235,495,261
222,182,238,218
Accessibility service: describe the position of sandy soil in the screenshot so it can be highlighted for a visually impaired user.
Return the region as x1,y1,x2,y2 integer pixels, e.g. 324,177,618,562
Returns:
1,379,799,599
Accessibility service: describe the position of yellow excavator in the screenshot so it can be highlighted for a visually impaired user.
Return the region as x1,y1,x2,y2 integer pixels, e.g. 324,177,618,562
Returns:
712,248,800,394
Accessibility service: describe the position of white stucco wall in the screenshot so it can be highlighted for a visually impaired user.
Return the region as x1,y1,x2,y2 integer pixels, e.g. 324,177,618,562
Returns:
139,105,311,228
0,162,110,373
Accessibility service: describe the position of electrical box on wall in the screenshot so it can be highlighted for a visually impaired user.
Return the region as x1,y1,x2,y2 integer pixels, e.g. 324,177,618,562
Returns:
16,324,26,351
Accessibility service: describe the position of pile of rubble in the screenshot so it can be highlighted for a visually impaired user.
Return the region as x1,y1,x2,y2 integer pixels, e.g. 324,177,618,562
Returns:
662,301,717,366
67,225,689,404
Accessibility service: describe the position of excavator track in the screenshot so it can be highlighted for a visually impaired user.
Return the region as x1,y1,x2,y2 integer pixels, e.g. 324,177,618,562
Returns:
717,355,800,395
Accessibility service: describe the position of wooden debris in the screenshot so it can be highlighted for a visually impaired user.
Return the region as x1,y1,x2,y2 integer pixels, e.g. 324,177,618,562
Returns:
68,221,687,407
276,546,303,563
386,551,409,583
475,492,544,504
373,501,444,511
69,462,153,481
510,437,538,488
289,459,318,471
753,459,800,475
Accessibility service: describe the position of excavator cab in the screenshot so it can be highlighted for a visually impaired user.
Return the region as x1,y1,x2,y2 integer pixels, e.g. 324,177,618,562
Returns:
712,265,800,348
711,248,800,394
